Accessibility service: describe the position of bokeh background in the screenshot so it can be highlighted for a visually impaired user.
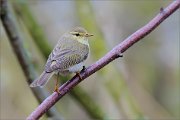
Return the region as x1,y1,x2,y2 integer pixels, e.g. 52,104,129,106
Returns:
0,0,179,120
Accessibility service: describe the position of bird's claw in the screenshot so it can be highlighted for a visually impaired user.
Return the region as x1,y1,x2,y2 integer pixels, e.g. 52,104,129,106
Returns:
54,85,61,94
76,72,83,80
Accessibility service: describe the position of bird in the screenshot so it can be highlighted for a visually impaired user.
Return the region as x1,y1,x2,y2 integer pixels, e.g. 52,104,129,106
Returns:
30,27,93,93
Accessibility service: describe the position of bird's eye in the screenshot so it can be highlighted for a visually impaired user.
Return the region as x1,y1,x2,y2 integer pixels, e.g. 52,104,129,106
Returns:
75,33,80,36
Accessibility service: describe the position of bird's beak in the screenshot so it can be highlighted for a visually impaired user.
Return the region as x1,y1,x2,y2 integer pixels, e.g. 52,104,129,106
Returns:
85,33,93,37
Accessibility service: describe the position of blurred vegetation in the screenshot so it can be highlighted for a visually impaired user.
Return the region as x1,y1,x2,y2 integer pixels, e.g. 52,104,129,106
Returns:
0,1,63,119
1,0,179,120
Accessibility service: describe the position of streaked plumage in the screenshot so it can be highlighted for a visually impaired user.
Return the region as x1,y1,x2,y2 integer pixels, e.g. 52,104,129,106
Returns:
30,27,92,87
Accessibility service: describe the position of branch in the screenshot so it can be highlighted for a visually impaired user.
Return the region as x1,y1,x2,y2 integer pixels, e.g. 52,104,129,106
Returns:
76,1,128,118
0,0,63,119
27,0,180,119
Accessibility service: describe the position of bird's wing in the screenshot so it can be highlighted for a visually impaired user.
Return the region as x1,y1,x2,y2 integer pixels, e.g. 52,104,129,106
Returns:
45,38,89,72
45,50,86,73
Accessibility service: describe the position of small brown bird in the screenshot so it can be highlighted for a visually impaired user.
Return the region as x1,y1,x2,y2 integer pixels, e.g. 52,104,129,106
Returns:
30,27,93,92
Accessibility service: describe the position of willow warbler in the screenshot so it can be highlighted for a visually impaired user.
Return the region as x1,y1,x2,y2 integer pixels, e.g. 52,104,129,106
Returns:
30,27,93,92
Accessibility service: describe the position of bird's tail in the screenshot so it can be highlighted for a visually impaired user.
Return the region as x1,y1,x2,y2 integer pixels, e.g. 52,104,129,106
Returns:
30,71,54,87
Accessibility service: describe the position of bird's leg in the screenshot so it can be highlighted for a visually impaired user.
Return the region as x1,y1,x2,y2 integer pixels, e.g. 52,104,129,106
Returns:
76,72,82,80
54,73,61,94
76,66,86,80
75,66,86,80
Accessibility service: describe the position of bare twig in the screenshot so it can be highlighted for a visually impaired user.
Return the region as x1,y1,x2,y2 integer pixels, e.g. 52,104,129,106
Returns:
25,0,179,119
0,0,63,119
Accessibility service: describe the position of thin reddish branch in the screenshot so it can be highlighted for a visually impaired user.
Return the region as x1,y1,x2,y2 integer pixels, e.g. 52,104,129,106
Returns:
27,1,180,119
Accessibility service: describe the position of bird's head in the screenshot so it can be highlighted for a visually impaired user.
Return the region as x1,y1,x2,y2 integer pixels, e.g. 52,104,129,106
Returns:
69,27,93,45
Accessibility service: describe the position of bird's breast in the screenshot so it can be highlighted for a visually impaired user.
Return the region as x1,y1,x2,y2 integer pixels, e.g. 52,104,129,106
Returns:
67,62,84,73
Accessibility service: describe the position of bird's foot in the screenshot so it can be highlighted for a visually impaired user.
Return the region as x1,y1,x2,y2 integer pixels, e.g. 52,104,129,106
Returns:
53,85,61,94
76,72,82,80
76,66,86,80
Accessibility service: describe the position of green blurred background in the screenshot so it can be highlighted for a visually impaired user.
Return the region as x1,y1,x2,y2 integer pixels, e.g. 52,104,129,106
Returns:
0,0,179,120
